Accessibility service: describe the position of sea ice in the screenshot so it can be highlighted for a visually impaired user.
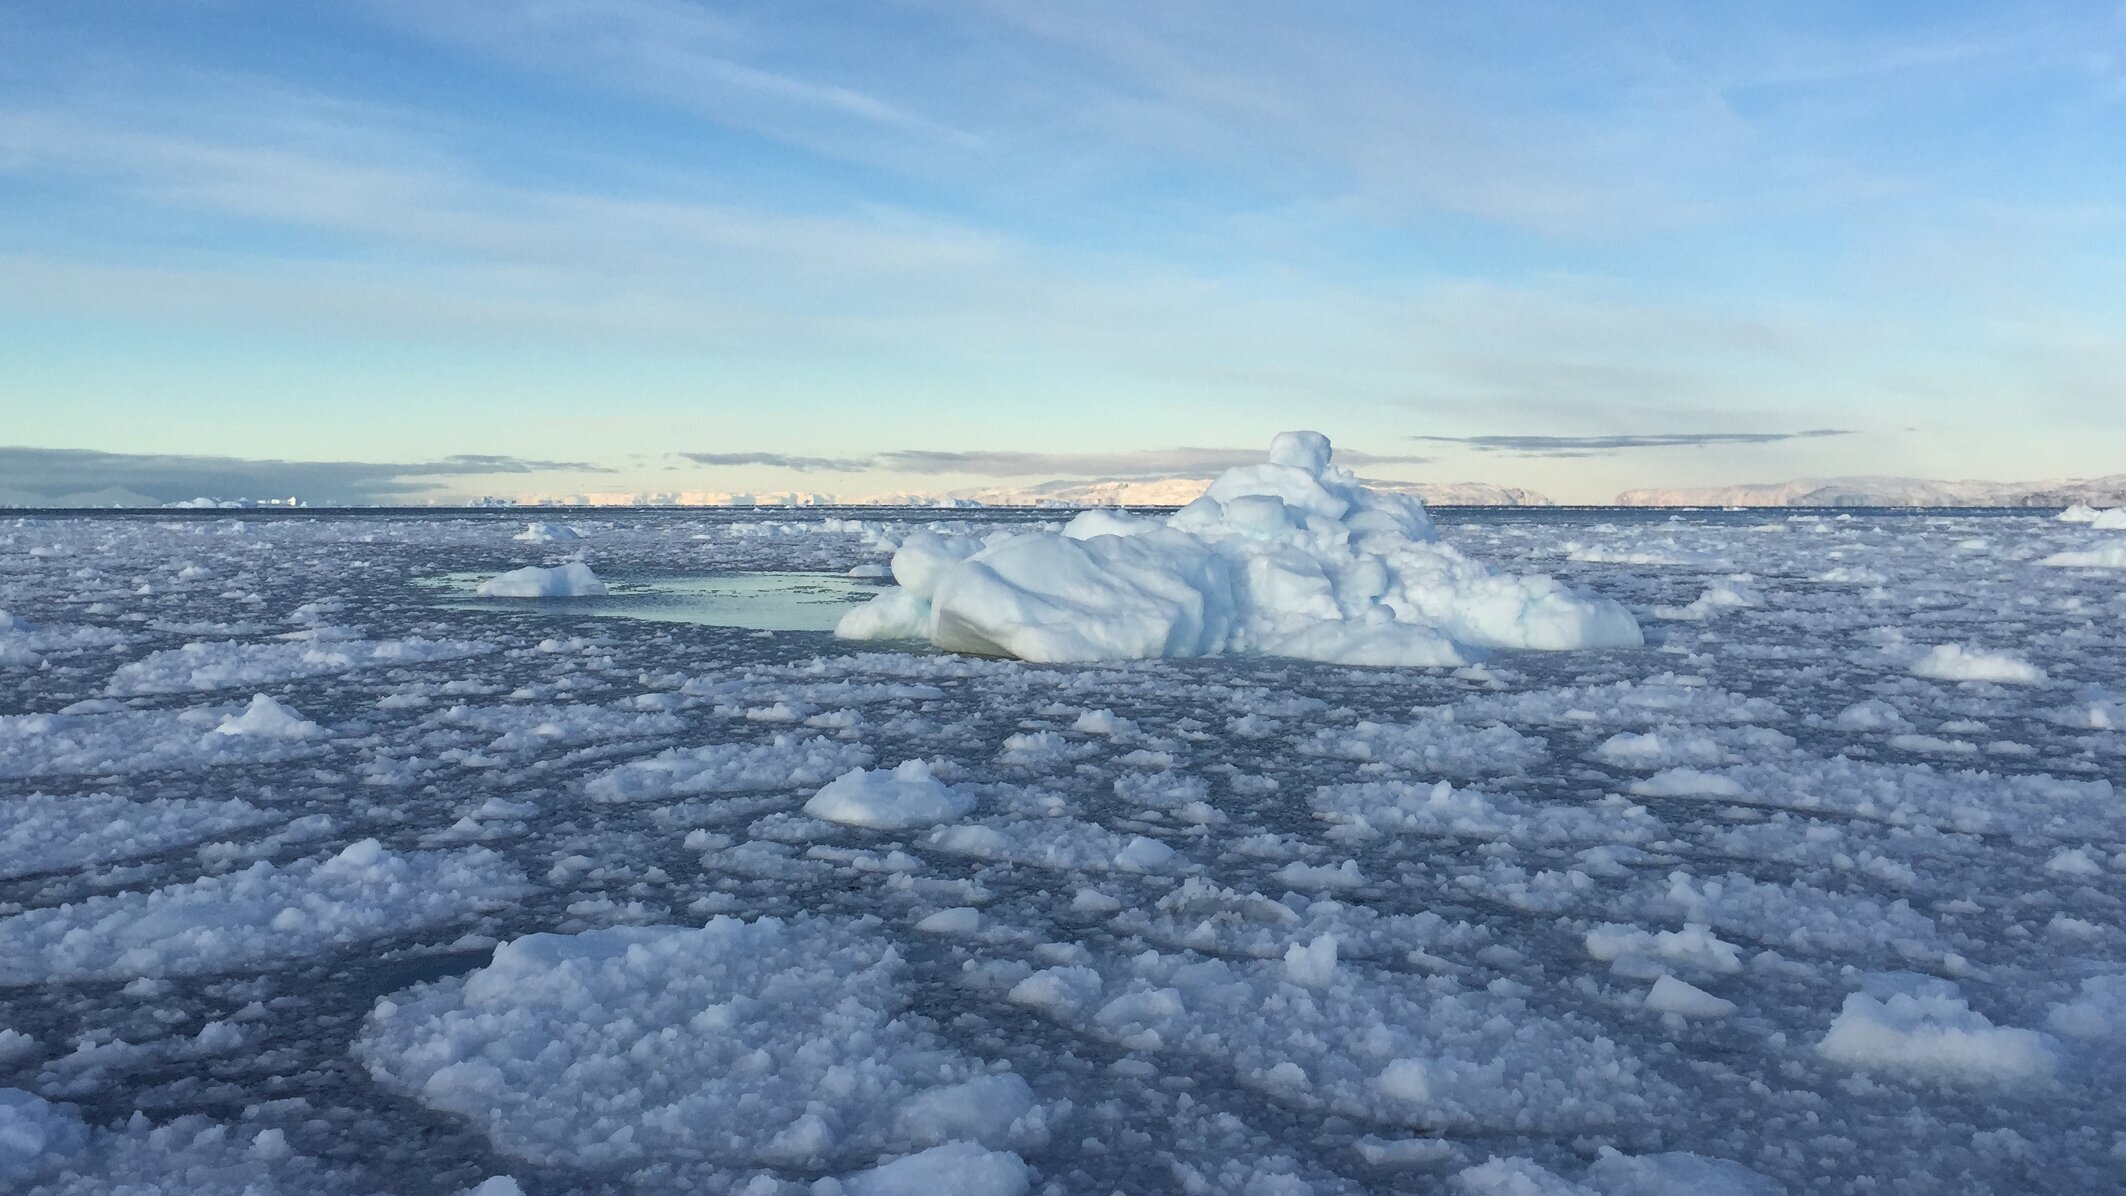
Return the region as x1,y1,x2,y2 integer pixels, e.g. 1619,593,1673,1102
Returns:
7,501,2124,1191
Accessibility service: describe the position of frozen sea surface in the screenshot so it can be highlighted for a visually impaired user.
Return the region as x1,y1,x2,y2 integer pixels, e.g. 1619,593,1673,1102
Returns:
1,507,2122,1194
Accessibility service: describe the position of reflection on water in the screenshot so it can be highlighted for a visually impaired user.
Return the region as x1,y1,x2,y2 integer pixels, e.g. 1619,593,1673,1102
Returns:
420,571,880,632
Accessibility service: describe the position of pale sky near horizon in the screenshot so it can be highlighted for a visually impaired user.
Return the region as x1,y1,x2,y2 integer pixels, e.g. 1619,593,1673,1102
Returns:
2,1,2122,503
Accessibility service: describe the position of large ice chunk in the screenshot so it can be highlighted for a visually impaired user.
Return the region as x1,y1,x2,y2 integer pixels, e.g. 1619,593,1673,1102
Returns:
211,693,321,739
475,563,608,598
804,761,975,829
1818,984,2057,1083
512,521,581,543
836,432,1639,664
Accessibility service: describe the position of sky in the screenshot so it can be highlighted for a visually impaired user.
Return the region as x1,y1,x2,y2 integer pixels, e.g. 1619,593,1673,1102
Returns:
2,0,2122,504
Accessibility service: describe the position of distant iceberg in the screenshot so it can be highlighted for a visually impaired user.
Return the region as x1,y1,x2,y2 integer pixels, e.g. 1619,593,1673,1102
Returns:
836,431,1641,665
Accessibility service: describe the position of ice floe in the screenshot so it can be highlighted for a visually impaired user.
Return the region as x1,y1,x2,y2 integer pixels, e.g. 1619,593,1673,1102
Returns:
358,917,1058,1183
0,840,529,984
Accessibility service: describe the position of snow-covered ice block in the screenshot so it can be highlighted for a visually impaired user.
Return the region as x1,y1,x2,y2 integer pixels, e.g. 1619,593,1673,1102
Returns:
1818,987,2056,1082
836,432,1640,664
835,1141,1030,1196
475,562,608,598
914,907,982,934
804,761,975,829
2040,543,2126,568
1585,923,1743,977
1644,975,1736,1019
211,693,320,738
1909,644,2047,685
512,522,580,543
1652,581,1761,621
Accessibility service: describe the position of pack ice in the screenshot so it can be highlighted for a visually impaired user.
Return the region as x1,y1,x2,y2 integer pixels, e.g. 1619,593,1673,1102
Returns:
836,432,1641,664
6,495,2125,1194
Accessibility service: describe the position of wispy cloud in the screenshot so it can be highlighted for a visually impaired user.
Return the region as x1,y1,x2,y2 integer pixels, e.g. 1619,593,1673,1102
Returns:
0,447,603,506
1413,429,1854,458
678,446,1431,478
362,0,980,150
679,451,875,472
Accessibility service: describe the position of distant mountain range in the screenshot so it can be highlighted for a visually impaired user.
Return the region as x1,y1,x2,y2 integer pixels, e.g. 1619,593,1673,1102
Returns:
1614,475,2126,508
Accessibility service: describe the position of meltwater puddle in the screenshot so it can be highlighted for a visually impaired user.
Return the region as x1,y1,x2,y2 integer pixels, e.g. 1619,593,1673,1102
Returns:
418,571,883,632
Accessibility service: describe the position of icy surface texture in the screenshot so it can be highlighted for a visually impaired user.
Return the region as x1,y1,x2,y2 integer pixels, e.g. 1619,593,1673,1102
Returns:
837,432,1642,663
0,505,2122,1193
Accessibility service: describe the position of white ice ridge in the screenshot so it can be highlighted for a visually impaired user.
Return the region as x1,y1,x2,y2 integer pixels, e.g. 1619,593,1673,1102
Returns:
835,432,1642,665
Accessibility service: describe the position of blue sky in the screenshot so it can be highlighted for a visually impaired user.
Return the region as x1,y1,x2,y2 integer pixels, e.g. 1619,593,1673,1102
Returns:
2,0,2121,502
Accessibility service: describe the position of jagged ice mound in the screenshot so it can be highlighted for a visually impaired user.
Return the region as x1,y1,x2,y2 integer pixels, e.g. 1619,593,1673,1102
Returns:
836,431,1643,665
